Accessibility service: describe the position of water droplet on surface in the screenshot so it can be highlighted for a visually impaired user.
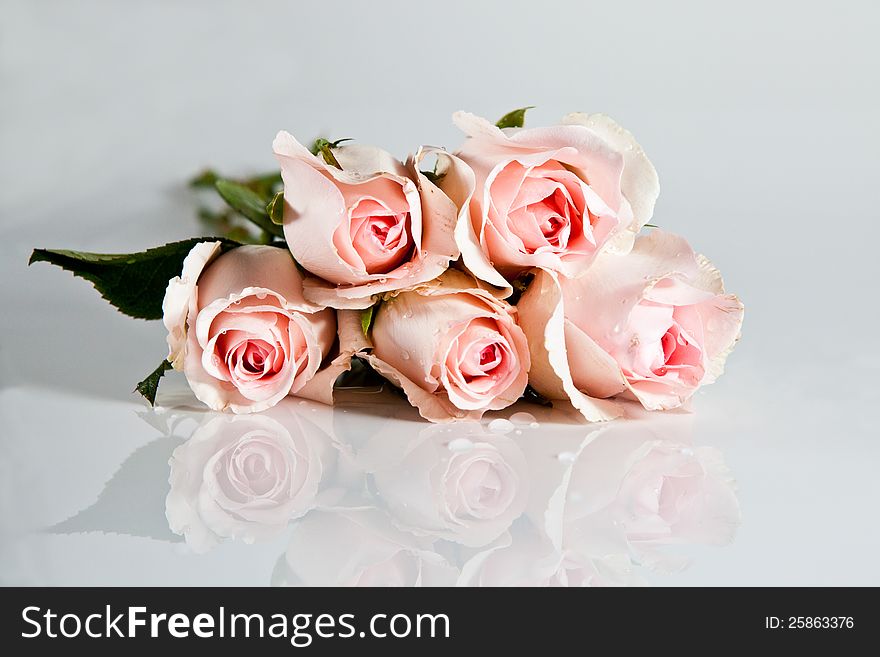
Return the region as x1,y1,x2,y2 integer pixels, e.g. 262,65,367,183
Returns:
509,411,537,426
612,324,622,333
379,277,388,284
448,438,474,452
401,351,410,360
529,422,540,429
557,451,577,463
488,418,515,434
256,292,267,300
403,310,413,319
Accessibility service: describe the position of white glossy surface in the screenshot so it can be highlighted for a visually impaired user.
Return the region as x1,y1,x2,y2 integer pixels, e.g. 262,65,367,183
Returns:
2,0,879,586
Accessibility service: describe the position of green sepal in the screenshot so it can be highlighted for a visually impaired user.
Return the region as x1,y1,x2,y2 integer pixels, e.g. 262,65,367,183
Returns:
496,106,535,129
267,190,285,226
135,360,173,405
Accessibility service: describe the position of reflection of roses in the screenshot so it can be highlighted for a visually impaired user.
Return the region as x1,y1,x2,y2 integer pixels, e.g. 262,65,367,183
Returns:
448,111,659,288
273,132,465,309
543,417,740,572
458,525,644,587
163,244,336,413
274,509,457,587
165,404,330,552
518,230,744,419
371,423,528,547
362,270,530,422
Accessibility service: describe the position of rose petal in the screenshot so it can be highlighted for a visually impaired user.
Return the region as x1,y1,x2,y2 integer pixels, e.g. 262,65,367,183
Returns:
516,268,623,422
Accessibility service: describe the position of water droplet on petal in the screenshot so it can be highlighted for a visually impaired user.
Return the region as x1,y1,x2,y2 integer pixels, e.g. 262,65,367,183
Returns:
488,418,515,434
510,411,537,425
401,351,410,360
448,438,474,452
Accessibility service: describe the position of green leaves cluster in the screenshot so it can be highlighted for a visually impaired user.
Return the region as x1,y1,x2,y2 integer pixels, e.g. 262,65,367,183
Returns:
190,169,284,243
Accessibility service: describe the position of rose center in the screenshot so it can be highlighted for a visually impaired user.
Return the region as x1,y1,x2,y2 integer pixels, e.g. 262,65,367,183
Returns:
348,198,414,274
530,188,571,245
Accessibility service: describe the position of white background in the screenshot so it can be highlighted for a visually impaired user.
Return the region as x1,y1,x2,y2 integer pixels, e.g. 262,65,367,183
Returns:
1,0,879,585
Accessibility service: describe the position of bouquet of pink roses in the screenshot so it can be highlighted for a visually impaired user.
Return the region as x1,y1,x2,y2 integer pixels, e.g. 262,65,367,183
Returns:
31,108,743,423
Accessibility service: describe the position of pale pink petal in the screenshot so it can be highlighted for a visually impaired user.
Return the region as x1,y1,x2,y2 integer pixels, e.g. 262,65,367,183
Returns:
162,240,223,369
516,269,623,421
294,309,367,405
561,112,660,234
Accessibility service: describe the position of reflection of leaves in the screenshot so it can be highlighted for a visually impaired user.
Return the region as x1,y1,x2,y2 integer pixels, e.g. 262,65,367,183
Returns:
47,436,185,542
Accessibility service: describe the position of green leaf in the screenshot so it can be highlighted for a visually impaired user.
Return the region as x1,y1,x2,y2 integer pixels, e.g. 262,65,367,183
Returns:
135,359,173,405
496,106,535,129
29,237,240,319
360,304,376,337
214,179,283,237
267,191,285,226
189,169,219,189
190,169,282,197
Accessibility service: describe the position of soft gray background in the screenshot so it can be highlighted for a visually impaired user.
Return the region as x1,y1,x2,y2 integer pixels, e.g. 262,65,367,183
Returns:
1,0,878,585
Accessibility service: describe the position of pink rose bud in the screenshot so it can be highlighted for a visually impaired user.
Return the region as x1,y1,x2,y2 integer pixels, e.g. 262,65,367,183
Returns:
162,244,336,413
448,111,660,290
362,270,530,422
517,230,743,419
272,132,467,309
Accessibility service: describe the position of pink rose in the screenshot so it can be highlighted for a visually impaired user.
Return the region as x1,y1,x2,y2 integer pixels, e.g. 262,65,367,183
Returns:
517,230,743,418
165,401,332,552
361,270,530,422
272,132,466,309
449,111,659,289
163,244,336,413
